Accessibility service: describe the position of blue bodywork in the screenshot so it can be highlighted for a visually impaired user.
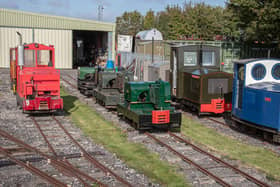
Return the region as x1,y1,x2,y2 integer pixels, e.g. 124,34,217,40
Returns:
232,59,280,132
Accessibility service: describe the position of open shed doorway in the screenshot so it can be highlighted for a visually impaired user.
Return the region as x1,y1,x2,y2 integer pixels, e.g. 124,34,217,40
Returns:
73,30,108,68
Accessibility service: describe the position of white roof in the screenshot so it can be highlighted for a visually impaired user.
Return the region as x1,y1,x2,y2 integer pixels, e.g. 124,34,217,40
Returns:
136,28,163,40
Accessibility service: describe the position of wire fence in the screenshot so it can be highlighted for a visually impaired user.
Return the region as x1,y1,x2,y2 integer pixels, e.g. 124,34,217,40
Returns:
119,52,167,81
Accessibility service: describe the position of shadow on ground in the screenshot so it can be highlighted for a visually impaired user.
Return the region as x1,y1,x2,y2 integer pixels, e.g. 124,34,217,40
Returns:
61,95,79,115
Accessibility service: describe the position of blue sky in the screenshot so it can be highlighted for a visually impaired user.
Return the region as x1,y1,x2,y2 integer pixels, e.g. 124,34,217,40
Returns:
0,0,226,23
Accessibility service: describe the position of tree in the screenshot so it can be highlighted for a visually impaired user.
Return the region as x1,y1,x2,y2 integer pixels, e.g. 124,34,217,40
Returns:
116,11,144,36
143,9,156,30
166,5,185,40
182,2,226,40
155,11,170,39
227,0,280,43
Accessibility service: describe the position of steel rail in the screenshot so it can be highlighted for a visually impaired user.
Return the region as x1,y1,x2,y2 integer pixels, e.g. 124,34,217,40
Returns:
0,129,106,187
145,132,231,187
52,116,133,187
0,146,67,187
61,77,78,89
0,151,103,167
64,74,77,81
207,117,230,127
31,117,58,157
168,132,271,187
206,116,280,156
31,117,89,187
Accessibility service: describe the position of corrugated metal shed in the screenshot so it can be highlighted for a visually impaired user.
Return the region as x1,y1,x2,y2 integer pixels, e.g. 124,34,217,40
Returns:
0,8,115,31
0,27,33,68
0,8,116,69
34,29,72,69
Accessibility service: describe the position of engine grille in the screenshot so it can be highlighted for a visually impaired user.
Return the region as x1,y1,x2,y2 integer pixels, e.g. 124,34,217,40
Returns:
208,78,228,94
39,101,49,110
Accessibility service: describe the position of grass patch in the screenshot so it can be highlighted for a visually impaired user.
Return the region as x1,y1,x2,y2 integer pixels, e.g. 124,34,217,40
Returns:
61,88,188,187
181,115,280,181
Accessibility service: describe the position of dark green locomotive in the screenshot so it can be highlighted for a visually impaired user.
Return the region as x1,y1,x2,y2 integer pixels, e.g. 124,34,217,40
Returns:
93,70,134,108
170,44,233,115
77,67,96,96
117,80,181,131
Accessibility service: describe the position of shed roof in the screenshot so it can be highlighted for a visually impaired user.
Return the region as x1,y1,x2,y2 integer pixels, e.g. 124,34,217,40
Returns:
136,28,163,40
0,8,115,32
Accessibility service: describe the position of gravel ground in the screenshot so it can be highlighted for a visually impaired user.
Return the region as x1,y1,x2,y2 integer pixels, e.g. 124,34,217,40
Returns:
0,68,156,187
60,69,279,187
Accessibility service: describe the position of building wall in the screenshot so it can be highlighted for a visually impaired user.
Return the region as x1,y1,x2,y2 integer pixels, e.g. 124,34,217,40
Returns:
0,8,115,32
0,27,33,68
0,27,72,69
34,29,72,69
0,8,116,69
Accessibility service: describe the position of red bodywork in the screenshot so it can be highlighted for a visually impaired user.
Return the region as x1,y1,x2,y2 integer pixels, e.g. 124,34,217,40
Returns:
152,110,170,124
200,98,232,114
11,43,63,113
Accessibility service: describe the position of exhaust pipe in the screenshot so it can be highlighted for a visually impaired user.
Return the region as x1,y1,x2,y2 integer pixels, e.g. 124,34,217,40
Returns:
16,32,22,45
16,32,24,68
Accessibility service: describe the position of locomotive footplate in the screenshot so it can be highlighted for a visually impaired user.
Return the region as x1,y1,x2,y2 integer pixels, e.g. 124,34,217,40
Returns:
138,112,181,131
78,80,95,88
78,80,96,96
232,116,280,143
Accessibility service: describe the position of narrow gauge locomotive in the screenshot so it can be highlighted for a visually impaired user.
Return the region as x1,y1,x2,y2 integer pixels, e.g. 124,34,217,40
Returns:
77,67,96,96
93,69,134,108
117,80,181,131
10,41,63,113
170,44,233,115
232,59,280,143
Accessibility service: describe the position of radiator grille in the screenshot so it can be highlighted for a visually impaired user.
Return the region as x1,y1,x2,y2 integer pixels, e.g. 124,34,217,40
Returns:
152,110,170,124
208,78,228,94
39,101,48,110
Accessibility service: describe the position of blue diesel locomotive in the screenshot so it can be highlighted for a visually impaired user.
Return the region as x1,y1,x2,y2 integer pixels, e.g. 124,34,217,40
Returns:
232,58,280,142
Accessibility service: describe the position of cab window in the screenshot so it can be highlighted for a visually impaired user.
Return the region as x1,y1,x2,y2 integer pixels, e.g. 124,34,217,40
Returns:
37,50,52,66
24,50,36,67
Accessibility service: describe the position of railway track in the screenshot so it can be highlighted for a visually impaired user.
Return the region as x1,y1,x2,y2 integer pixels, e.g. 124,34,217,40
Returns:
0,69,152,187
30,115,132,187
182,111,280,155
0,151,104,167
61,77,78,89
0,128,103,186
0,146,67,187
205,117,280,155
145,132,270,187
60,72,276,186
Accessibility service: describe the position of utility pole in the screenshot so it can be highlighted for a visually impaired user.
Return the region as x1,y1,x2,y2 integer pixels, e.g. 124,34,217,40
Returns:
98,5,104,21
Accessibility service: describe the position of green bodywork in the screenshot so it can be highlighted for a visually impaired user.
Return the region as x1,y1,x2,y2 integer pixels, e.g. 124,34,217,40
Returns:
78,67,96,80
123,80,174,113
94,70,133,108
77,67,96,96
118,80,181,130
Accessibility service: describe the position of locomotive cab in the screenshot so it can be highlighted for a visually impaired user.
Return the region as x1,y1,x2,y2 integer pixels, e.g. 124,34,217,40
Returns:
232,59,280,142
10,43,63,113
170,44,233,115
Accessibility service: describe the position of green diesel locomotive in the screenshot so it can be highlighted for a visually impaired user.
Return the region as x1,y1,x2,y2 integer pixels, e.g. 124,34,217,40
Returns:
77,67,96,96
117,80,181,131
93,70,134,108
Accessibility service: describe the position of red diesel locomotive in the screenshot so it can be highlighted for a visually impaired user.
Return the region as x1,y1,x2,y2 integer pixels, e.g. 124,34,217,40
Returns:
10,39,63,113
